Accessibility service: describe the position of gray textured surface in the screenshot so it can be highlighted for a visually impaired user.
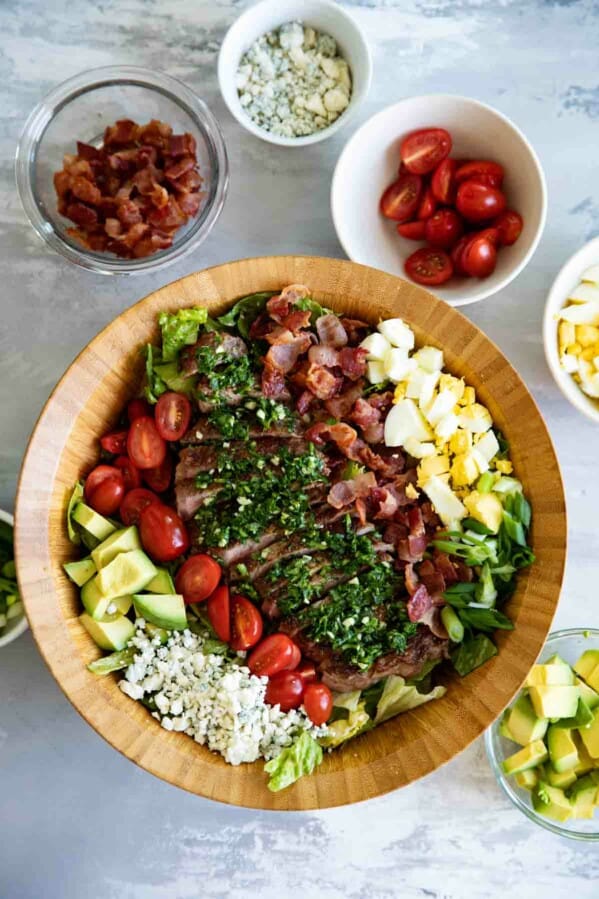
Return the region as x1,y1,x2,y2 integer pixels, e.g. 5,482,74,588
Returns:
2,1,599,897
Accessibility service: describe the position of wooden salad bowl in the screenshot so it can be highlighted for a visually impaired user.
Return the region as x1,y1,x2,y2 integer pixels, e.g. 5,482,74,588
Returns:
15,256,566,810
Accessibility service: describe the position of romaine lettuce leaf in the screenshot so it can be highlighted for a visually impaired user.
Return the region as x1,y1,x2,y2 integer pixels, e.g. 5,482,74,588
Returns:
451,633,498,676
158,307,208,361
217,291,275,338
265,731,323,792
319,703,372,748
374,675,446,724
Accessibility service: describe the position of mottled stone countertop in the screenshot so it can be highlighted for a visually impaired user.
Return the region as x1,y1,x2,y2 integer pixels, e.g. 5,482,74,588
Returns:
1,1,599,897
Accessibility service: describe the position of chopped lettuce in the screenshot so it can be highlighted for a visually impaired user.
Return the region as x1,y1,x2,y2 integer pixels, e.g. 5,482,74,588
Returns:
158,307,208,362
319,704,371,749
217,291,275,338
450,633,498,676
295,296,332,324
144,344,168,404
265,731,323,792
66,481,85,545
374,675,446,724
87,647,136,675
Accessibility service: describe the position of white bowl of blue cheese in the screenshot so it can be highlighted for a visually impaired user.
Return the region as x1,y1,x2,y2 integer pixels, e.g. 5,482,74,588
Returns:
218,0,372,146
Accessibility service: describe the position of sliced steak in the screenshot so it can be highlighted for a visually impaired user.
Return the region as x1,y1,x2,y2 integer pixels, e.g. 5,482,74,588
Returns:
175,438,312,483
180,331,248,377
181,416,305,443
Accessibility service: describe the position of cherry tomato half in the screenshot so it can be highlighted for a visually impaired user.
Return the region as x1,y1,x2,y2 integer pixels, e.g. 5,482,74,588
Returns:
142,452,173,493
285,642,302,671
397,220,426,241
424,208,464,250
494,209,523,246
455,159,504,189
265,671,305,711
114,455,142,492
206,585,231,643
87,472,125,516
248,634,299,677
295,660,318,684
380,173,422,222
405,247,453,286
400,128,452,175
119,487,160,526
100,430,129,455
431,158,458,204
456,181,506,223
128,398,152,422
155,392,192,442
139,503,189,563
303,682,334,725
85,464,123,503
175,554,222,604
127,416,167,470
461,235,497,278
230,595,263,651
417,186,437,221
450,235,471,276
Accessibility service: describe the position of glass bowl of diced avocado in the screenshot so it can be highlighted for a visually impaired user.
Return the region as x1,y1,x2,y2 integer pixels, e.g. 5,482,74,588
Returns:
0,510,28,647
485,628,599,840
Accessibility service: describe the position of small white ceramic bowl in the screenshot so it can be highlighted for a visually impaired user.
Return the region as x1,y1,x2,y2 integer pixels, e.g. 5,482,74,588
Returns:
331,95,547,307
0,509,28,648
543,236,599,423
218,0,372,147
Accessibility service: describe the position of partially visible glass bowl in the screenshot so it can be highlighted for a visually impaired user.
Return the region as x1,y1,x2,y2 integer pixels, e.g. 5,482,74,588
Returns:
485,628,599,841
15,66,229,275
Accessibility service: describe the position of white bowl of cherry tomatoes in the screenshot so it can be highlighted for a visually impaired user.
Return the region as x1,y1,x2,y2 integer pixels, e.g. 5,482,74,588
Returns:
331,94,547,306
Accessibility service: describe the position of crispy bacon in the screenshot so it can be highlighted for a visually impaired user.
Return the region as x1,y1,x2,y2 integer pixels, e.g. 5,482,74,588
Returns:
167,133,197,157
404,562,420,595
70,175,102,206
117,199,142,227
338,346,368,380
266,294,292,323
308,344,339,368
296,390,314,415
262,361,288,398
281,310,311,333
266,338,310,374
316,314,348,348
340,317,370,345
305,364,343,400
165,155,196,181
407,584,433,622
370,485,405,519
104,119,138,146
65,202,98,229
178,192,203,218
324,381,364,419
350,397,380,429
418,559,446,597
327,472,377,509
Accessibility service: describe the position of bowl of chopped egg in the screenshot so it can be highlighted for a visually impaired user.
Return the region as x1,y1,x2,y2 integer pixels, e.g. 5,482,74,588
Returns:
217,0,372,147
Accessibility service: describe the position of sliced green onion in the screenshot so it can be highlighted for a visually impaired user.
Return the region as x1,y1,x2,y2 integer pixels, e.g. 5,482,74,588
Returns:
441,606,464,643
477,472,495,494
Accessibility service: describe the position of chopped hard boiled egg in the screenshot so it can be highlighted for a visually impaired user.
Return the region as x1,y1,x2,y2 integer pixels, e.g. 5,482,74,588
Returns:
581,264,599,284
557,266,599,400
413,346,443,373
458,403,492,433
404,437,436,458
360,332,391,361
421,475,466,528
474,429,500,464
367,360,387,384
377,318,415,350
568,283,599,304
435,412,459,440
384,348,416,383
424,389,456,426
384,399,432,447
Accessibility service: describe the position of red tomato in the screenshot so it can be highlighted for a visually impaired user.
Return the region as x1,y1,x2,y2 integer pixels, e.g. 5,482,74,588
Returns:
456,181,506,223
87,472,125,516
424,208,463,249
230,595,263,651
405,247,453,286
206,585,231,642
461,235,497,278
114,455,142,492
155,392,192,442
380,173,422,222
119,487,160,526
397,220,426,240
431,158,457,204
142,453,173,493
494,209,523,246
476,227,501,248
139,503,189,562
127,416,166,470
450,235,471,276
265,671,305,711
247,634,299,677
100,430,129,455
285,642,302,671
400,128,452,175
455,160,504,188
128,398,152,422
295,660,318,684
85,464,123,503
303,682,334,725
417,186,437,220
175,554,222,604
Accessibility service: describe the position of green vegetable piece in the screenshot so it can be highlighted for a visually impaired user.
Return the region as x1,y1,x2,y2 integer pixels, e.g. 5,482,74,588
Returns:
319,704,372,749
152,361,196,396
158,307,208,361
501,739,548,775
91,526,141,570
458,606,513,633
294,295,333,324
477,472,495,494
374,675,446,724
87,646,136,675
333,690,362,712
95,550,157,601
506,693,548,745
71,502,116,547
265,731,323,792
144,344,168,404
80,612,135,651
547,725,579,773
81,577,111,621
146,568,176,595
532,782,572,822
133,593,187,630
2,560,16,579
441,605,464,643
66,481,85,545
63,557,97,587
451,633,498,676
217,291,276,338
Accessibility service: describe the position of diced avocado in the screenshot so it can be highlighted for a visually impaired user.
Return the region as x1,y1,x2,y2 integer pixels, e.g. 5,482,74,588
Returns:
506,694,548,745
66,481,85,545
527,663,576,687
63,557,96,587
81,577,111,621
547,725,579,773
501,739,548,776
133,594,187,631
528,685,580,720
573,649,599,682
463,491,503,533
573,733,596,775
553,697,595,729
91,526,141,570
514,768,539,791
586,666,599,694
569,775,597,820
87,646,136,675
577,677,599,710
578,710,599,759
545,653,571,667
145,622,169,644
80,612,135,651
319,704,371,748
108,595,133,615
95,550,157,601
546,765,578,789
532,783,572,822
499,711,516,742
71,503,116,546
145,568,176,595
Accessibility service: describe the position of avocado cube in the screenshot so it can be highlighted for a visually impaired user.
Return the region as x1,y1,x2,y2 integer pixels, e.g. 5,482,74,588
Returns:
578,710,599,759
71,503,116,544
499,711,516,742
514,768,539,791
501,739,548,776
573,732,596,775
63,557,97,587
80,612,135,651
145,568,176,595
547,725,579,773
544,653,571,667
528,685,580,720
526,663,576,687
573,649,599,682
108,595,133,616
552,697,595,730
586,666,599,694
532,783,572,822
577,677,599,711
569,775,597,820
95,550,157,601
91,526,141,570
507,694,548,745
81,577,111,621
546,765,578,789
133,594,187,631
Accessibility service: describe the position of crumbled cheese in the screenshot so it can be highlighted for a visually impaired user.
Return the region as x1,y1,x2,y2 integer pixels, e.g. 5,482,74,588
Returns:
119,620,326,766
236,21,352,138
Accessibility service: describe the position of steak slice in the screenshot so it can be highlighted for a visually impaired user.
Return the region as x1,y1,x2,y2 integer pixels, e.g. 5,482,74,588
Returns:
181,416,305,443
196,378,267,413
180,331,248,377
175,438,312,483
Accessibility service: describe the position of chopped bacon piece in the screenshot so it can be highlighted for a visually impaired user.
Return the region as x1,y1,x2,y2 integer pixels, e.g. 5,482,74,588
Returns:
324,381,364,419
165,155,196,181
370,485,404,519
104,119,138,146
308,344,339,368
350,397,381,429
432,551,459,586
404,562,420,595
363,422,385,444
53,170,71,199
266,294,292,323
262,361,288,398
340,317,370,345
327,472,377,509
148,195,187,228
173,169,202,193
167,133,197,157
305,364,343,400
418,559,446,597
121,222,150,249
70,175,102,205
249,312,274,340
407,584,433,622
108,148,140,171
316,314,348,348
281,284,310,302
338,346,368,380
117,199,142,227
281,310,311,333
296,390,314,415
104,218,123,238
76,142,102,163
266,338,310,374
178,191,203,218
138,119,172,148
65,202,98,229
132,232,173,258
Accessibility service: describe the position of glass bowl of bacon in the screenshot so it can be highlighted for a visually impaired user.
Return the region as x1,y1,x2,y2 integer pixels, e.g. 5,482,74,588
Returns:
15,66,229,274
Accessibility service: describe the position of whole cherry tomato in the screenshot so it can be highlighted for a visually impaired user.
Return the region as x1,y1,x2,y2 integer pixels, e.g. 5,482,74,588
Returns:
285,642,302,671
461,235,497,278
455,159,504,188
295,660,318,684
431,158,458,204
303,682,334,725
397,220,426,241
400,128,452,175
494,209,523,246
417,186,437,220
155,392,192,442
424,208,464,249
476,227,501,248
85,464,123,504
456,181,506,223
139,503,189,562
405,247,453,286
450,235,471,276
175,554,222,604
100,430,129,455
114,455,142,492
265,671,305,711
142,452,173,493
128,398,152,422
206,585,231,643
248,634,300,677
380,173,422,222
127,416,167,470
87,471,125,516
230,595,263,651
119,487,160,526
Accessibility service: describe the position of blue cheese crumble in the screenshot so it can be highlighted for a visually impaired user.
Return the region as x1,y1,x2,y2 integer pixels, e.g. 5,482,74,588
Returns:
119,620,326,766
236,21,352,138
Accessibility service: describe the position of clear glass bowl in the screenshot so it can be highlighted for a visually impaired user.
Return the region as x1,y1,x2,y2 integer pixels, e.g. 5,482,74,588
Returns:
485,628,599,841
15,66,229,275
